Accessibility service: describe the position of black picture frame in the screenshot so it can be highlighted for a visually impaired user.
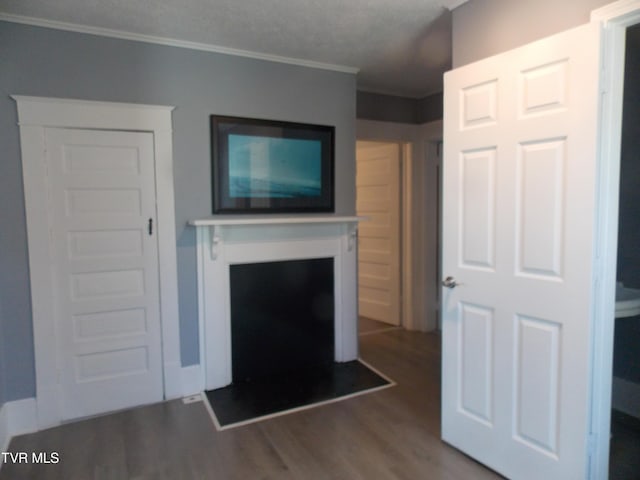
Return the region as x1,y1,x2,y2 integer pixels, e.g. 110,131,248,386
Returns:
211,115,335,214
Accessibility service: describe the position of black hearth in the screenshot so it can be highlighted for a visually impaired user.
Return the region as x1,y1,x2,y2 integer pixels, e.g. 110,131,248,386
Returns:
230,257,334,383
205,256,391,428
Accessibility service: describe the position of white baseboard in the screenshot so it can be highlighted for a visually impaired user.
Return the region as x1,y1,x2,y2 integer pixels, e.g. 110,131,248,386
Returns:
0,365,202,460
163,360,184,400
0,397,37,453
0,365,202,457
0,368,204,462
148,361,206,400
181,364,203,397
612,376,640,419
0,402,9,454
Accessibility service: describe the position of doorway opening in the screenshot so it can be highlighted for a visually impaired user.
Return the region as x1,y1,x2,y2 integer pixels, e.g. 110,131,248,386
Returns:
356,141,403,331
608,21,640,479
354,120,443,336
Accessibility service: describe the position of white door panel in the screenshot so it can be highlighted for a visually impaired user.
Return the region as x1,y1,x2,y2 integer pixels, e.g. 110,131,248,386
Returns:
442,23,600,479
46,128,163,420
356,142,401,325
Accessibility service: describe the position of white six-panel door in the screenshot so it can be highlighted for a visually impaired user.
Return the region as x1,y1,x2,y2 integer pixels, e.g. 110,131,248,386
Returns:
356,142,401,325
46,128,163,420
441,23,600,479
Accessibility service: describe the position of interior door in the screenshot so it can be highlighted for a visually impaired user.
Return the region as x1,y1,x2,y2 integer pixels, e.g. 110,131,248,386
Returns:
46,128,164,420
441,23,600,479
356,142,401,325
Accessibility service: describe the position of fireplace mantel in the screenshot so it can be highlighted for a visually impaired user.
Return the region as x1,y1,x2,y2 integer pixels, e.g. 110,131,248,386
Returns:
189,215,364,390
189,214,362,227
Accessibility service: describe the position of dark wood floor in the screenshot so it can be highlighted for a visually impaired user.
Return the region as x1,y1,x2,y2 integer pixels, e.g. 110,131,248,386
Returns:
609,410,640,480
358,316,401,335
0,328,503,480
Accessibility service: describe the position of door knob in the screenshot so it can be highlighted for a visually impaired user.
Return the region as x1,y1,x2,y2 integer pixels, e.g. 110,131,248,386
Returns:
442,276,458,289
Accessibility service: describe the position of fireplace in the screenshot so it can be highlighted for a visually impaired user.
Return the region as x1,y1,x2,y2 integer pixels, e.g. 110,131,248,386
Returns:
230,257,334,383
189,215,361,390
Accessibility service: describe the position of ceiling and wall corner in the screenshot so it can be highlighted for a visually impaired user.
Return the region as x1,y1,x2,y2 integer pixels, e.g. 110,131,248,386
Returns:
451,0,612,67
0,0,463,99
356,91,443,124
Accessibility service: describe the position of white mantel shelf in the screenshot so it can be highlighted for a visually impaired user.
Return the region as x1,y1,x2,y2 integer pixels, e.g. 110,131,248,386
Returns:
188,214,364,227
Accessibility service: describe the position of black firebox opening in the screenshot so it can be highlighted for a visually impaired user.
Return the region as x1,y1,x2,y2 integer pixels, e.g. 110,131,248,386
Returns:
230,257,334,383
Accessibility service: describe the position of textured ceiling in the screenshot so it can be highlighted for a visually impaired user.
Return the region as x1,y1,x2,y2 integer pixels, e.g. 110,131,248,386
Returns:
0,0,463,98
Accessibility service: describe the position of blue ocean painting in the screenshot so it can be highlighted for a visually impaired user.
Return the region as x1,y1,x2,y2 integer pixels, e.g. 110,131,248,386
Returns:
228,134,322,198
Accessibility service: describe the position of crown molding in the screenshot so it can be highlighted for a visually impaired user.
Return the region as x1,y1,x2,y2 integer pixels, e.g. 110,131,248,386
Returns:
591,0,640,23
0,13,360,75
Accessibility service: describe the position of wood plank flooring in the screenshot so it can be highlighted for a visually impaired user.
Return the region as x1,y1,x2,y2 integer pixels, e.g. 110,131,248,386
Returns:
358,316,400,336
0,329,503,480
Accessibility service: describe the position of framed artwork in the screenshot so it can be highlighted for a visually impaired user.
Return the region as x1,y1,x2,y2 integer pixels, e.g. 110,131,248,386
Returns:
211,115,334,213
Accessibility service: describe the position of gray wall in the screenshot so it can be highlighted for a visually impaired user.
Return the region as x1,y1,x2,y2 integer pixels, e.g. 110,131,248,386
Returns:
357,91,443,124
614,24,640,385
0,297,6,407
415,93,443,124
357,91,416,124
0,20,356,402
451,0,611,67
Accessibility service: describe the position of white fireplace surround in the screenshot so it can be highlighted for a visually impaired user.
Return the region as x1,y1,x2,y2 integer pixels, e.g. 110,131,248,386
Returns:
189,215,362,390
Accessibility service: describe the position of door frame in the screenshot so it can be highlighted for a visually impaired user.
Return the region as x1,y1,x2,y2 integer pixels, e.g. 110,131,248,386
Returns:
590,1,640,478
13,96,182,429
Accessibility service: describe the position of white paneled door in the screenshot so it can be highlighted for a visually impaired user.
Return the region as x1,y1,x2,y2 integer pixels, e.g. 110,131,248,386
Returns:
46,128,163,420
356,142,401,325
441,23,600,479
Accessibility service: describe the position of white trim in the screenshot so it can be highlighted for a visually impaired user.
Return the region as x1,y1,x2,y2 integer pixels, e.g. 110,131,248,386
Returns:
193,221,360,390
590,2,640,479
12,95,181,428
0,398,38,455
6,399,37,440
189,215,363,227
402,142,414,330
0,403,8,455
591,0,640,22
0,13,359,75
12,95,174,130
181,365,204,397
202,359,395,431
612,376,640,418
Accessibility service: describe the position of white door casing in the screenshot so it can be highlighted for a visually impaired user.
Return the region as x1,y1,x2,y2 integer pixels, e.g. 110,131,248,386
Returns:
589,1,640,477
47,128,163,420
14,96,181,428
441,23,600,480
356,142,401,325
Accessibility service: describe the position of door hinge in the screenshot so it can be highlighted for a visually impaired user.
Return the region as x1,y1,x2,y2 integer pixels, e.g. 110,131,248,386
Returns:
148,218,153,236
